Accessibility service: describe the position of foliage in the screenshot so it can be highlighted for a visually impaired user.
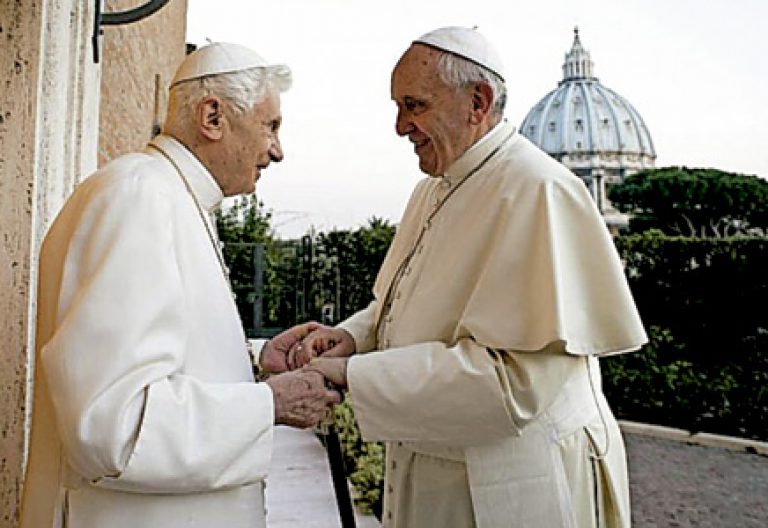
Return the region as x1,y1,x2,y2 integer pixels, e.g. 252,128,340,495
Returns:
215,196,275,333
602,326,768,440
609,167,768,237
332,396,385,516
311,217,396,323
605,232,768,440
614,232,767,364
217,199,395,334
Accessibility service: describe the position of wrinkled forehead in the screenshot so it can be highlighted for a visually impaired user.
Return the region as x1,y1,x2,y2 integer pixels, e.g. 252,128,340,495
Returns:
391,44,446,98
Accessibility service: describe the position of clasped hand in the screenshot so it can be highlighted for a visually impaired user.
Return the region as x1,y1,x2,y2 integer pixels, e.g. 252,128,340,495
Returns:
261,322,354,428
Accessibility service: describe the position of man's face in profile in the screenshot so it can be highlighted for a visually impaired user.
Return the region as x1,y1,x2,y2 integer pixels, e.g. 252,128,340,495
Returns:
391,45,477,177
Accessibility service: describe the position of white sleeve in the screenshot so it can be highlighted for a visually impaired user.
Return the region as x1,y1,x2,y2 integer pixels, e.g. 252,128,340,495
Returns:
347,338,579,446
337,300,379,353
249,338,269,367
41,176,274,493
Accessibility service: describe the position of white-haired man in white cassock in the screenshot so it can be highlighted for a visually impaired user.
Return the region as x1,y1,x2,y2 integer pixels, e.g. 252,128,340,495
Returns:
298,27,647,527
19,42,341,528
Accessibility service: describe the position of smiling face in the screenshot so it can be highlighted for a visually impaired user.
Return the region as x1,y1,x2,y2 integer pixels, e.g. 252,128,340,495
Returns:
391,44,479,177
216,90,283,196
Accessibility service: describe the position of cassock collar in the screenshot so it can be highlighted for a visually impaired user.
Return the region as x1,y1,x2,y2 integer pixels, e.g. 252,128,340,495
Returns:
146,135,224,213
443,119,516,186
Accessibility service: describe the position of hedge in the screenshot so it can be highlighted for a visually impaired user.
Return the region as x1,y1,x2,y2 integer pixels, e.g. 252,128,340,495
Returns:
604,233,768,440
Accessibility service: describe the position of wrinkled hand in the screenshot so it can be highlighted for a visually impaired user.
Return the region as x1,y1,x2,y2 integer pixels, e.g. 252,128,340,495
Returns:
307,357,350,390
266,369,342,428
261,322,329,373
288,327,356,370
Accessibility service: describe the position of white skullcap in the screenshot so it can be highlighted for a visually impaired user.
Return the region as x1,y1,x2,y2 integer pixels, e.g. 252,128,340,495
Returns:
170,42,290,87
414,26,505,82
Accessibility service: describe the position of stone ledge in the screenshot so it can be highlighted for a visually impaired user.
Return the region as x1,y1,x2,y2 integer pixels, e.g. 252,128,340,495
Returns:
619,420,768,456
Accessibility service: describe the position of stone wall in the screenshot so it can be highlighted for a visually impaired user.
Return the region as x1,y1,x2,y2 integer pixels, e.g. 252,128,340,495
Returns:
0,2,101,525
99,0,188,166
0,6,43,526
0,1,186,525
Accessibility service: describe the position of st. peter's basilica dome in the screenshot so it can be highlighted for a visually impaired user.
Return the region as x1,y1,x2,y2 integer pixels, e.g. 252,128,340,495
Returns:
520,28,655,224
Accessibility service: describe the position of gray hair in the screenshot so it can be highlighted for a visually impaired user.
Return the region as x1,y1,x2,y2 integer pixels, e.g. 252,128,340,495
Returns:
164,66,292,131
436,52,507,116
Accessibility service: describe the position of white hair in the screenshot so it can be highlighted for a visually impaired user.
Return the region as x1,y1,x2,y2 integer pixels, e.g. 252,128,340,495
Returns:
164,66,292,131
436,52,507,116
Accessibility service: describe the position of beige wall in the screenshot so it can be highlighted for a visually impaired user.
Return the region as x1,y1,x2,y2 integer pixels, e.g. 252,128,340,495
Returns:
1,2,101,525
0,1,186,525
0,5,43,526
99,0,188,166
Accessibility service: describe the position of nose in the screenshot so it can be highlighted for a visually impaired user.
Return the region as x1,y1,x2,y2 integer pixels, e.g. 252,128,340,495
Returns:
395,111,414,137
269,136,283,163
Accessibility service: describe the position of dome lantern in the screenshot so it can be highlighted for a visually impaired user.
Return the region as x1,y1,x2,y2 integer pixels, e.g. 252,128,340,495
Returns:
561,27,595,82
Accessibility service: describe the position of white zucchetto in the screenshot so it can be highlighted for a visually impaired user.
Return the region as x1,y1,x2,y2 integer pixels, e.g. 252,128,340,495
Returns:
170,42,290,87
414,26,505,82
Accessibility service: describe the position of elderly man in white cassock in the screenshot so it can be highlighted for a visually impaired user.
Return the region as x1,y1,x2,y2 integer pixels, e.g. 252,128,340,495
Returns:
300,27,648,527
19,43,342,528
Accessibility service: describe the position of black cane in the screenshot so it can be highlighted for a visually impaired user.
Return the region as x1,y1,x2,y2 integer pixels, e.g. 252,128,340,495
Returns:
322,423,357,528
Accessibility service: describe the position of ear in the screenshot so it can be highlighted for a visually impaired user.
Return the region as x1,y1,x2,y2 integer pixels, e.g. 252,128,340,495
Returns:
197,97,225,141
469,82,494,124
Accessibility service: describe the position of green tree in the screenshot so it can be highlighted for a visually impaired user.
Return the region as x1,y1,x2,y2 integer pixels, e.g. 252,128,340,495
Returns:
312,217,396,323
609,167,768,237
217,205,396,333
215,196,278,333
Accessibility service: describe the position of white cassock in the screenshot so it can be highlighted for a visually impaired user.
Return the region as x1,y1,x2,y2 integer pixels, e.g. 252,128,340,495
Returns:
339,121,648,528
20,135,274,528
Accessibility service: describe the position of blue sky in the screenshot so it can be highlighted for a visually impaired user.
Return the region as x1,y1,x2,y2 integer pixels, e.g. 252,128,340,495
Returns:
188,0,767,238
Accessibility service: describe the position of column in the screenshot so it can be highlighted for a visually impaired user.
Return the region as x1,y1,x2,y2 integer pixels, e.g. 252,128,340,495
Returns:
0,1,100,525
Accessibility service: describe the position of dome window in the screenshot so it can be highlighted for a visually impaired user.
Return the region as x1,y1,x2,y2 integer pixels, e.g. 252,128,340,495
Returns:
528,125,536,135
575,119,584,131
549,122,556,132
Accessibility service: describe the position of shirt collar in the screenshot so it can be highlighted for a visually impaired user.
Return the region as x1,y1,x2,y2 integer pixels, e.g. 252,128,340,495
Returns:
146,134,224,212
443,120,516,185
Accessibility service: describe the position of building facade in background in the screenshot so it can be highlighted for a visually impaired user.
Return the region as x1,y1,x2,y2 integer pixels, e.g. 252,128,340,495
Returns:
521,28,656,226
